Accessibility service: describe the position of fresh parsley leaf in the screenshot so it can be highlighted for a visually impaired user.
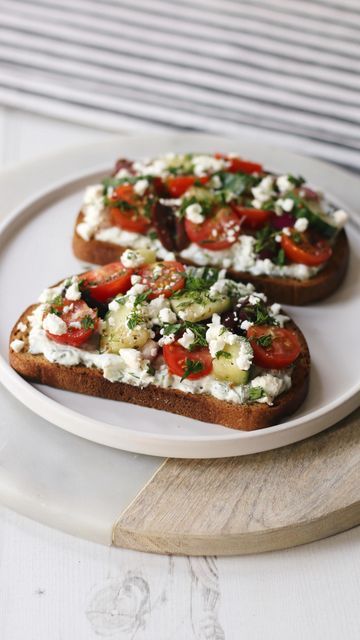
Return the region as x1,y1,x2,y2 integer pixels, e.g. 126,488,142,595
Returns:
287,174,305,187
184,322,207,349
127,311,144,330
104,197,135,211
218,172,257,196
180,358,204,381
134,290,152,306
147,230,158,241
256,334,273,348
248,386,265,402
162,322,182,335
276,248,286,266
215,350,231,359
81,315,95,330
146,364,155,376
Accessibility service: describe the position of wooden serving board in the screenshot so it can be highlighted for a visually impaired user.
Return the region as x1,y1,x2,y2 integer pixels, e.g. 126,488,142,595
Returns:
113,408,360,555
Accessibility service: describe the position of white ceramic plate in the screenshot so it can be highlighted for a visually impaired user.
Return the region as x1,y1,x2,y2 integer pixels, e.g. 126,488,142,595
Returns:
0,134,359,458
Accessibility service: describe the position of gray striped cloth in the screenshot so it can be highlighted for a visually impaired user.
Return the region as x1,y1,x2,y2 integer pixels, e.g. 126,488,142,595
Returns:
0,0,360,170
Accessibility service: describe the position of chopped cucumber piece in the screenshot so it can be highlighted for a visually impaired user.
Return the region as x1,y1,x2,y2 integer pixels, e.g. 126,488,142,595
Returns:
212,343,249,385
170,292,231,322
100,302,149,353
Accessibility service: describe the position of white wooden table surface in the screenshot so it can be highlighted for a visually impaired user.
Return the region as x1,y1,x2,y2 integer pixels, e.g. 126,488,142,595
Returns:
0,107,359,640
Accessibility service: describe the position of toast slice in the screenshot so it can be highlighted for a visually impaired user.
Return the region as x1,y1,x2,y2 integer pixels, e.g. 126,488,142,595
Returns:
73,211,349,306
72,152,350,305
9,260,310,431
9,306,309,431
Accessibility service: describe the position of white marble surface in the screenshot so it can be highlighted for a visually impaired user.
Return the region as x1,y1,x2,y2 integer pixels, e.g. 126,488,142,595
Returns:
0,107,359,639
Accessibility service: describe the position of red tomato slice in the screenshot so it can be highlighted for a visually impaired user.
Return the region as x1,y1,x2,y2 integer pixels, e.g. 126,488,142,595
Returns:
163,342,213,380
232,205,271,230
185,206,241,251
137,261,186,299
247,325,301,369
45,300,98,347
281,231,332,266
166,175,209,198
214,153,263,174
110,184,152,233
81,262,133,302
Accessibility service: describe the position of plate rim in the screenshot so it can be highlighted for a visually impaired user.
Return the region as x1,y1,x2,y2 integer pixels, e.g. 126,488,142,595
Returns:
1,133,359,458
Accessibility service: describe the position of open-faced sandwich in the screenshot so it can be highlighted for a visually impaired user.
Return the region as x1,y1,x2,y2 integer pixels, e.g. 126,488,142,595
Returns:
10,256,310,431
73,152,349,305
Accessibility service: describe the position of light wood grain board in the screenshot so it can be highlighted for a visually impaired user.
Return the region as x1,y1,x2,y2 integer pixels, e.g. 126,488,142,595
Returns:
113,407,360,555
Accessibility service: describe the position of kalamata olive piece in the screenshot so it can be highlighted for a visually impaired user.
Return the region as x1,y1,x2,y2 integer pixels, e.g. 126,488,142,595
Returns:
152,202,177,251
270,212,296,230
112,158,135,176
258,248,276,260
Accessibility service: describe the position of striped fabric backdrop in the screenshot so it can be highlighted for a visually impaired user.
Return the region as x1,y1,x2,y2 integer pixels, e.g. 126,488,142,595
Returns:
0,0,359,169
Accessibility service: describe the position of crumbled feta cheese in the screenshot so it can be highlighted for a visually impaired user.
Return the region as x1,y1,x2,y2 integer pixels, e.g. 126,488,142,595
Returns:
276,175,293,194
185,203,204,224
121,249,145,269
209,279,229,296
235,338,253,371
148,295,170,323
76,222,93,241
282,227,291,236
42,313,67,335
69,321,81,329
294,217,309,232
251,199,263,210
130,274,142,285
65,280,81,301
178,328,195,350
115,168,131,179
211,174,222,189
269,303,281,316
133,179,149,196
158,332,176,347
332,209,349,228
276,198,294,213
240,320,253,331
83,184,103,204
192,155,226,177
251,176,274,203
140,339,158,360
17,322,27,332
159,307,177,324
251,374,285,400
275,234,282,243
109,298,121,311
63,304,74,314
10,339,25,352
248,293,267,305
119,348,142,370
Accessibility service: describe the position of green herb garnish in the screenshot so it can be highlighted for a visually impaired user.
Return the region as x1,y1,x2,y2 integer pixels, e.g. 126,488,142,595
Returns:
81,315,95,330
127,311,144,330
248,387,265,401
256,334,273,348
181,358,204,381
215,350,232,359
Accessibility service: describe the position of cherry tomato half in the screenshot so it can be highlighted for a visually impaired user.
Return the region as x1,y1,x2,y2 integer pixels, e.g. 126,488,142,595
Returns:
81,262,133,303
185,206,241,251
45,300,98,347
232,205,271,230
137,261,186,299
214,153,263,174
110,184,152,233
281,231,332,266
247,325,301,369
163,342,213,380
166,175,209,198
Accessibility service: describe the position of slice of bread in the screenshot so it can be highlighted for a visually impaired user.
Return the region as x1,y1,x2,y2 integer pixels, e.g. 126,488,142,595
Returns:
73,211,349,306
9,306,310,432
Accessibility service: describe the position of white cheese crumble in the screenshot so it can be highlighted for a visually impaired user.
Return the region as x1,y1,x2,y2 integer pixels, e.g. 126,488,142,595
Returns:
251,176,274,203
121,249,145,268
294,217,309,232
159,307,177,324
332,209,349,228
276,198,294,213
235,338,254,371
185,202,204,224
250,373,291,404
10,339,25,352
276,175,293,193
42,313,67,335
17,322,27,332
133,179,149,196
65,280,81,301
178,328,195,350
192,154,226,176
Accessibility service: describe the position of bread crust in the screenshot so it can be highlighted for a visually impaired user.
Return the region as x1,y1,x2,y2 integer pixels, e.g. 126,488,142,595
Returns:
9,305,310,432
73,211,349,306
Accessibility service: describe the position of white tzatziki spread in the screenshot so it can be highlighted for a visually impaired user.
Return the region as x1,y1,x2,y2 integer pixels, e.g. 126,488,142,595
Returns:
22,267,294,407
